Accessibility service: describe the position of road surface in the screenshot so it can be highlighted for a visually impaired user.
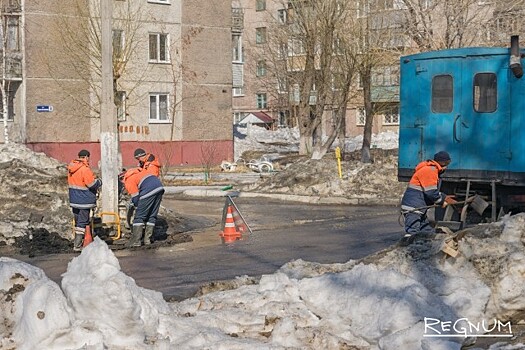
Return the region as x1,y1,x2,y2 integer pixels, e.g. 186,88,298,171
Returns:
15,195,403,301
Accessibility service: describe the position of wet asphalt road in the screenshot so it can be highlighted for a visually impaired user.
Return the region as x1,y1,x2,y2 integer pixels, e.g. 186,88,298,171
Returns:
18,195,403,301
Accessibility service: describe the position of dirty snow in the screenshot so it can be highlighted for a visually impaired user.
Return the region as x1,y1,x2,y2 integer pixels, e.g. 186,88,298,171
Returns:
2,215,525,349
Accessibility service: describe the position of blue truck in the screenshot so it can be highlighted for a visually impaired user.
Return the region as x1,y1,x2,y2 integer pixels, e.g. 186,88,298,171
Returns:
398,36,525,222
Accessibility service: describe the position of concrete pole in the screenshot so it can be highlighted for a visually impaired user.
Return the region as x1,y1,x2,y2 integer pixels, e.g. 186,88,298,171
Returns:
100,0,118,218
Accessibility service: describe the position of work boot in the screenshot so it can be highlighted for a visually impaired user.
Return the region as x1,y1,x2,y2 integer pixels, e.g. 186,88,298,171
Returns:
398,233,415,247
127,225,144,247
144,225,155,245
73,228,85,252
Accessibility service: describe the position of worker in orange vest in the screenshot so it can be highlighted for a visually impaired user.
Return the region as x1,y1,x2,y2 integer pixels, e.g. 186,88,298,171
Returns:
67,150,102,251
134,148,161,177
399,151,456,246
123,167,164,246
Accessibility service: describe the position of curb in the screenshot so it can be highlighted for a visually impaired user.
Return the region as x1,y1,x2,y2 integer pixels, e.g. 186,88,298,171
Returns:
164,186,399,206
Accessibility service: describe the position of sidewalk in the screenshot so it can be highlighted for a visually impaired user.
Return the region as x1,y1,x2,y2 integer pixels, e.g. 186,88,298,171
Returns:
164,186,400,206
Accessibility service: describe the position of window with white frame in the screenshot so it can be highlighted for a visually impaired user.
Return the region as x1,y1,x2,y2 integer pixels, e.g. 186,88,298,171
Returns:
233,112,246,124
288,38,305,56
149,93,170,122
356,107,366,126
113,29,125,61
233,87,244,96
383,107,399,125
115,91,126,122
232,34,243,62
256,93,267,109
372,66,399,86
277,78,288,94
256,0,266,11
422,0,433,9
277,9,287,24
149,33,169,63
357,0,369,18
256,60,266,77
255,27,267,44
277,42,287,59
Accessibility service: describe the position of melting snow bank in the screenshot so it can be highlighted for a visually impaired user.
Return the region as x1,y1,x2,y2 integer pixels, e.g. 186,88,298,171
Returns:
3,215,525,349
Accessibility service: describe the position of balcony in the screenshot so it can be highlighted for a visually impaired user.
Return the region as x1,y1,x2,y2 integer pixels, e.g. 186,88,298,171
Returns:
371,86,399,103
232,8,244,32
4,54,22,80
3,0,21,13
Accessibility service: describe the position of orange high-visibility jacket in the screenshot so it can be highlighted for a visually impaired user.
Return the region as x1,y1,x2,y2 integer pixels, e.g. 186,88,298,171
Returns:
123,167,164,206
138,153,161,177
67,159,101,209
400,160,446,211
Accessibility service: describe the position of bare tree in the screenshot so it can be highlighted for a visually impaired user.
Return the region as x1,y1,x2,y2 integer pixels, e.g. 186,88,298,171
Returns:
255,0,359,159
42,0,150,119
400,0,519,50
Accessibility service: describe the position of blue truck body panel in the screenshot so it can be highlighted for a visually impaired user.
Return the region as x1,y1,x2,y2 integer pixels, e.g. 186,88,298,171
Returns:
399,47,525,187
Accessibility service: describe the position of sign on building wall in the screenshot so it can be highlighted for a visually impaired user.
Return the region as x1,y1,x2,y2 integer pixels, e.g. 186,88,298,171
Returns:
36,105,53,112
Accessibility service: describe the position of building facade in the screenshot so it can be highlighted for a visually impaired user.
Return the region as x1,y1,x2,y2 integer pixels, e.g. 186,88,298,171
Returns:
3,0,233,168
231,0,519,140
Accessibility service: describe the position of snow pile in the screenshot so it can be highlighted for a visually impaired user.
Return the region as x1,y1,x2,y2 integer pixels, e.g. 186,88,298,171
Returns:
0,143,71,244
3,216,525,349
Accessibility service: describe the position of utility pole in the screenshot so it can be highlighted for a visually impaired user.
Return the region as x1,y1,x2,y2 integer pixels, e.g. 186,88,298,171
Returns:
100,0,118,219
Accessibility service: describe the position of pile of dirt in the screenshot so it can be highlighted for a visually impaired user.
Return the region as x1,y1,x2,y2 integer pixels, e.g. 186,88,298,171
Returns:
14,228,72,257
241,148,406,203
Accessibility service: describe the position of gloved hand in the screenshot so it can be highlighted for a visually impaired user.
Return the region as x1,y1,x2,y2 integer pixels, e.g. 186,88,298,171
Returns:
442,195,457,207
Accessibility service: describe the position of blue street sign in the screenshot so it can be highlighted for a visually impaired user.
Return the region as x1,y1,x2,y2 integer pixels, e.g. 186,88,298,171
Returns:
36,105,53,112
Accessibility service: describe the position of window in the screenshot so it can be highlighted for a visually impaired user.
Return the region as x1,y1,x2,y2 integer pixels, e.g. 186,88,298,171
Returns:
256,93,267,109
232,34,243,62
288,38,305,56
432,75,453,113
474,73,497,113
331,73,344,91
422,0,433,9
383,106,399,125
255,27,267,44
356,108,366,126
233,112,246,124
333,37,344,55
0,82,18,121
256,60,266,77
357,1,369,18
149,93,169,122
233,87,244,96
372,66,399,86
113,29,125,61
115,91,126,122
277,43,287,59
256,0,266,11
149,33,169,63
277,9,287,24
277,78,288,94
5,16,19,51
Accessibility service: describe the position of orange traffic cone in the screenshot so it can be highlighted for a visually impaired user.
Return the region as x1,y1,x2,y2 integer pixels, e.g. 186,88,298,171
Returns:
83,225,93,247
220,205,242,243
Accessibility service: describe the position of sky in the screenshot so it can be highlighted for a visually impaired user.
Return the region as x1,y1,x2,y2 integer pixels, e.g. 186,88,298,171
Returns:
2,127,525,349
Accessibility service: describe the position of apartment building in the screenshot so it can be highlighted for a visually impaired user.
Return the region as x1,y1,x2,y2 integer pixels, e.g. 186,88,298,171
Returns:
231,0,519,139
3,0,233,167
